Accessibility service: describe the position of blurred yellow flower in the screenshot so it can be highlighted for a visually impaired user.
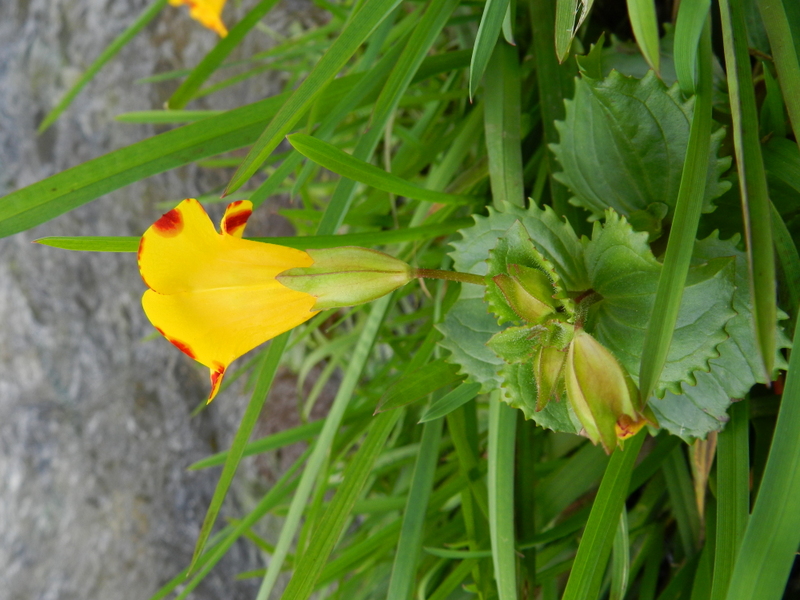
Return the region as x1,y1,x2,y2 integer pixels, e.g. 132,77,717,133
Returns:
138,199,317,402
169,0,228,37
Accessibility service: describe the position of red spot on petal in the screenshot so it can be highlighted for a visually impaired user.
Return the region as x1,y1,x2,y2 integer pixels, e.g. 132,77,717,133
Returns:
153,208,183,237
223,209,252,234
210,368,224,387
170,338,196,360
155,326,166,337
137,236,145,261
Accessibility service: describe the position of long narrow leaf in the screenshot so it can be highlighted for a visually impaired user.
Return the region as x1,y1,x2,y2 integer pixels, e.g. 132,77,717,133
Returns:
637,19,713,403
725,317,800,600
719,0,777,378
626,0,661,73
757,0,800,153
469,0,511,98
386,419,444,600
225,0,403,194
554,0,579,63
561,431,646,600
484,42,525,209
189,333,289,570
38,0,169,132
674,0,712,94
288,134,480,205
254,295,392,600
168,0,282,109
710,399,749,600
488,397,518,600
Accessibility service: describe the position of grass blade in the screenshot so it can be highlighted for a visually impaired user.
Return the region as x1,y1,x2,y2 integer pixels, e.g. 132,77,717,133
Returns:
757,0,800,152
554,0,579,63
371,0,460,127
637,19,713,404
469,0,511,98
609,510,630,600
386,419,444,600
529,0,579,222
254,295,392,600
484,41,525,208
38,0,169,133
488,396,518,600
674,0,712,94
377,360,465,413
709,399,749,600
663,445,701,558
419,382,481,423
561,431,646,600
725,317,800,600
281,409,403,600
168,0,282,109
719,0,777,379
626,0,661,73
189,332,289,571
287,134,480,205
225,0,403,195
34,219,471,253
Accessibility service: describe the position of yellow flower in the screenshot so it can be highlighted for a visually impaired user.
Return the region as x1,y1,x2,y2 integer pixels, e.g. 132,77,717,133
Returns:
138,198,318,402
169,0,228,37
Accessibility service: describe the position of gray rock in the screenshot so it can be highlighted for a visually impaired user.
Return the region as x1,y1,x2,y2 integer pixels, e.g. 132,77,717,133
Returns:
0,1,322,598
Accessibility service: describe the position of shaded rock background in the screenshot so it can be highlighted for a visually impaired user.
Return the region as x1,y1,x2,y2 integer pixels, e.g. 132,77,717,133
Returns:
0,1,323,598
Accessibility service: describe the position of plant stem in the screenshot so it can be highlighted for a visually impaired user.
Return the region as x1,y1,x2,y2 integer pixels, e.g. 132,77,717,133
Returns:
413,268,485,286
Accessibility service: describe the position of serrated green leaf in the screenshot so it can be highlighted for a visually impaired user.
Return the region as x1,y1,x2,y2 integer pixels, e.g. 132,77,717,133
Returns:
487,326,540,363
586,211,736,397
551,70,730,221
437,299,504,392
650,232,790,439
498,362,580,433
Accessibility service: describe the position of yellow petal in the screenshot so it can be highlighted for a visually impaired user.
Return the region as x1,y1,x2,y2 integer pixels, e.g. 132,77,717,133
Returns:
139,199,319,401
139,198,314,295
169,0,228,37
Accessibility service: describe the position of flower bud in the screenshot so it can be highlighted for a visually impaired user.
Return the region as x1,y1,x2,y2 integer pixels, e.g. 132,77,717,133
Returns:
493,264,557,323
277,247,413,309
564,329,646,452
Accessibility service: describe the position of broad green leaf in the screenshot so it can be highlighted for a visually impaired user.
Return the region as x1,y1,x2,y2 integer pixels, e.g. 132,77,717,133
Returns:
649,233,790,438
226,0,404,194
586,211,736,397
499,362,581,433
469,0,511,98
377,360,465,413
287,134,479,205
551,70,730,221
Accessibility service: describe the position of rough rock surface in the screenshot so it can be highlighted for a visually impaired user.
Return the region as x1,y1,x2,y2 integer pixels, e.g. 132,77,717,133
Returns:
0,1,320,598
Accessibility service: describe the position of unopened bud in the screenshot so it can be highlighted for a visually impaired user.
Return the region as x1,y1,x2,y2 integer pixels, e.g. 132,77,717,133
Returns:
277,247,413,309
493,264,557,323
564,329,646,452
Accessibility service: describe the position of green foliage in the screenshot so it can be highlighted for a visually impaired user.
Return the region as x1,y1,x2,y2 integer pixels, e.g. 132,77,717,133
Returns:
7,0,800,597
